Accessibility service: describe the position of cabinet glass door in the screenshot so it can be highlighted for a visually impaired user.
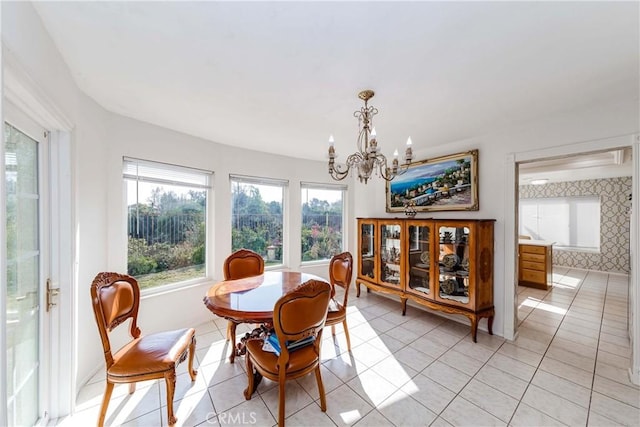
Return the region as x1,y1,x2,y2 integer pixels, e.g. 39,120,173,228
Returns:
359,222,376,280
380,223,402,287
438,225,470,304
407,223,431,295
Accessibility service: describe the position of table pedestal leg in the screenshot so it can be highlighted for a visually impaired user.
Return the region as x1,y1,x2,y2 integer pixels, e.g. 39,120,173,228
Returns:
236,324,271,358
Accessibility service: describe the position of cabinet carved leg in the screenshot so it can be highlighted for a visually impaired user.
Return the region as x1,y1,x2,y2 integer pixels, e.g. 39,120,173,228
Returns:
356,282,361,298
401,298,408,316
488,315,494,335
470,316,479,343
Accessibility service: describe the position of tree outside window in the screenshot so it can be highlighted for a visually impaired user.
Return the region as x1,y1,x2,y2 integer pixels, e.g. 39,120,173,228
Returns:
231,176,285,265
124,158,210,289
301,184,345,262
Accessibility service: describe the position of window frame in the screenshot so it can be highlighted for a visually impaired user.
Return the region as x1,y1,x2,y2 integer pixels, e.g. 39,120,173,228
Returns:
230,174,288,269
300,182,347,265
123,157,213,294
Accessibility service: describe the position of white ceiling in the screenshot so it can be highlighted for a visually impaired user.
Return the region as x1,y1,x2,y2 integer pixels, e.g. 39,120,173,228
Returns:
33,1,638,175
519,149,633,184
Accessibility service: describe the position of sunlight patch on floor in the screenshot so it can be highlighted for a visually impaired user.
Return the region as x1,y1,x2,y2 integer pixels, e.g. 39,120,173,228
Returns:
109,385,159,425
340,409,363,424
519,297,540,309
553,276,581,288
534,301,567,315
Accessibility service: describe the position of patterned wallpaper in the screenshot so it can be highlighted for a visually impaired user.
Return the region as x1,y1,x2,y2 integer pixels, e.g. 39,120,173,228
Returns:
520,177,632,273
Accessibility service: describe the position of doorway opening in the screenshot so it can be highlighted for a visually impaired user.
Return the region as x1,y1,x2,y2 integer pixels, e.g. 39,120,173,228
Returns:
516,149,632,327
504,134,639,384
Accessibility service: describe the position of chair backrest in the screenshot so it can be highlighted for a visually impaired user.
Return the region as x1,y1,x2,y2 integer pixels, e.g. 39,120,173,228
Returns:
90,272,142,369
272,279,332,358
224,249,265,280
329,252,353,302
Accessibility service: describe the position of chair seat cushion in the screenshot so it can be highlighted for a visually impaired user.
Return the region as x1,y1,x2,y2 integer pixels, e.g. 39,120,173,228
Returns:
108,328,195,379
326,300,345,324
328,298,340,312
246,339,318,377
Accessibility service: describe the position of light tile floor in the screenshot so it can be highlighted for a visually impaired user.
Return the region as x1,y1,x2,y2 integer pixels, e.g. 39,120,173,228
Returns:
57,267,640,426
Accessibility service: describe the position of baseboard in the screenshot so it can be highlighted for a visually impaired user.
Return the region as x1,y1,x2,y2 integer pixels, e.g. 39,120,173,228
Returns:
629,366,640,386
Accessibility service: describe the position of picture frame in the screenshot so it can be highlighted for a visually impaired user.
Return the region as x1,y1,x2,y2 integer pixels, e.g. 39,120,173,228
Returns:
386,149,479,213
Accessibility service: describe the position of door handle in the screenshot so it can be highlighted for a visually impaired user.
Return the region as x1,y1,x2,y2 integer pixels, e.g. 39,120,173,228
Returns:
46,278,60,312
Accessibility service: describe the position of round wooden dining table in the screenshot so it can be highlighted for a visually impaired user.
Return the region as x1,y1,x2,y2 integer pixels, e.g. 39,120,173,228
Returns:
203,271,327,362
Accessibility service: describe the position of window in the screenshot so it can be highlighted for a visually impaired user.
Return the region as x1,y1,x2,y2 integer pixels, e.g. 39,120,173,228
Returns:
519,196,600,251
301,183,345,262
124,158,211,290
231,175,287,266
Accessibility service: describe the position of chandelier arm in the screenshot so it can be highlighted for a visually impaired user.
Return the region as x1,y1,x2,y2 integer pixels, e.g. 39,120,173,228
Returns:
329,162,350,180
374,152,388,166
329,152,366,181
376,155,396,182
329,169,350,181
332,162,350,174
344,152,364,168
396,161,411,175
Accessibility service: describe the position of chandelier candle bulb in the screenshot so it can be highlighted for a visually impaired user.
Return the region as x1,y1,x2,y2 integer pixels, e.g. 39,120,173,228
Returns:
369,140,378,153
328,135,336,165
405,137,413,162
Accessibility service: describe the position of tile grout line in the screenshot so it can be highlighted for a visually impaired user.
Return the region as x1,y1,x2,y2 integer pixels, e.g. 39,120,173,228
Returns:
582,270,608,427
584,272,637,426
506,268,590,426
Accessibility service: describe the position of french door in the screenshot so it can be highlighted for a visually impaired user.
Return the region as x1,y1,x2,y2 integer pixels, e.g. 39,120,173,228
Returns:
4,113,50,426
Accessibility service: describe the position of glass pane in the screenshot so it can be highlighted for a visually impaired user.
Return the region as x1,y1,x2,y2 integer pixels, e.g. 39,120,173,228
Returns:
360,223,375,279
6,195,39,258
5,122,40,426
438,226,470,304
519,196,600,250
5,125,38,194
380,224,401,285
231,180,283,265
408,225,430,295
126,179,207,289
301,187,343,262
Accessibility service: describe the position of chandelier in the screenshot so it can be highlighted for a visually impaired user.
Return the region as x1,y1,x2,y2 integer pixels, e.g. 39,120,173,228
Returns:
328,90,413,183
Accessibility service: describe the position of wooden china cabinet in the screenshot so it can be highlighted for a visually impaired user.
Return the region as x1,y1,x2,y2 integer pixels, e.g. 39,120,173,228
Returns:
356,218,495,342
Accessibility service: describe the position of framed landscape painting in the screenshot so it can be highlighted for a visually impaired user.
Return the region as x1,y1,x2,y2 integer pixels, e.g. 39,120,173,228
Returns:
386,149,479,213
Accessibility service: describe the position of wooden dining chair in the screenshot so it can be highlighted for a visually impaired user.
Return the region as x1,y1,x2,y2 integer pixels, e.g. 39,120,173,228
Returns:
224,248,265,281
223,248,265,362
90,272,197,426
325,251,354,351
243,279,332,427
